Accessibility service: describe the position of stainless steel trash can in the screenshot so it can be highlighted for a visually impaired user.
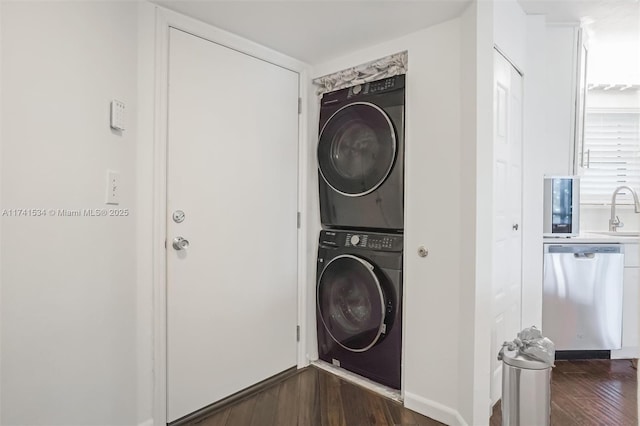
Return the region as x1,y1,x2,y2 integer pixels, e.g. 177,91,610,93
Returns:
501,348,552,426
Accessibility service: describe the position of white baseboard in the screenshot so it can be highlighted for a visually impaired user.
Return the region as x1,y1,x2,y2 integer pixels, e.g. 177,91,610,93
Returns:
404,392,467,426
611,346,639,359
138,418,154,426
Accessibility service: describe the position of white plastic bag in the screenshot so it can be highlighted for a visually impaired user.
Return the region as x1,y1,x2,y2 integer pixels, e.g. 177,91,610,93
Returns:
498,326,555,366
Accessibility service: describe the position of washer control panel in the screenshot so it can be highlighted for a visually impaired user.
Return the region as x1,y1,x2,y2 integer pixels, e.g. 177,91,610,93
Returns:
320,230,402,252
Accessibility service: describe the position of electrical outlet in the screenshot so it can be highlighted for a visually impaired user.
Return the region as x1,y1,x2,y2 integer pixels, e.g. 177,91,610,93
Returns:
110,99,125,131
106,170,120,205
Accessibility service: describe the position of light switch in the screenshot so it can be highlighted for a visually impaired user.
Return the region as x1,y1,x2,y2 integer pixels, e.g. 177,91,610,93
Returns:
110,99,125,131
106,170,120,205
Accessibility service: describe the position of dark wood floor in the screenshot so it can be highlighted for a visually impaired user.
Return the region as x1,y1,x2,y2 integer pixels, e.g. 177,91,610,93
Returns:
490,359,638,426
190,366,444,426
185,359,636,426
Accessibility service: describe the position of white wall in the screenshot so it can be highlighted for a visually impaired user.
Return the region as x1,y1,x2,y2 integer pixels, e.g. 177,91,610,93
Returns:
493,0,526,71
313,16,478,426
458,1,494,423
521,15,548,329
458,4,479,422
136,2,156,425
1,2,138,424
581,206,640,233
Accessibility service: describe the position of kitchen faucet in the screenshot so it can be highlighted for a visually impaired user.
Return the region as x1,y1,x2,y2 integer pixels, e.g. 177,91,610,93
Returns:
609,185,640,231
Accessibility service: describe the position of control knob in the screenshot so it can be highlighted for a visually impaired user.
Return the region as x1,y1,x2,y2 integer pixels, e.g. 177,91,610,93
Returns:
350,235,360,246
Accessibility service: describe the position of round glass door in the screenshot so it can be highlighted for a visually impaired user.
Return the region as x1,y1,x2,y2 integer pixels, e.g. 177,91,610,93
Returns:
317,255,386,352
318,102,396,196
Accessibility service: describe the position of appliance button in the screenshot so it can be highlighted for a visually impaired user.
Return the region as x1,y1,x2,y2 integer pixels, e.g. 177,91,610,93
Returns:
350,235,361,246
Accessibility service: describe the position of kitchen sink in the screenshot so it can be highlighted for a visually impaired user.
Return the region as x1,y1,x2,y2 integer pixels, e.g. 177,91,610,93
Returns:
589,231,640,237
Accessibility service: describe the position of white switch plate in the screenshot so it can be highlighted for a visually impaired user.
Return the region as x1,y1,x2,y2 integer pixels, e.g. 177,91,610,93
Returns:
106,170,120,205
110,99,125,131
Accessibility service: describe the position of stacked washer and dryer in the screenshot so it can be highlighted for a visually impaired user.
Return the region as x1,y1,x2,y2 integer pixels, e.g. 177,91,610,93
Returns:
316,75,405,389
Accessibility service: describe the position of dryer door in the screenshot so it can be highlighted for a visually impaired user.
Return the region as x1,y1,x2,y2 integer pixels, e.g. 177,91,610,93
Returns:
317,254,389,352
318,102,396,196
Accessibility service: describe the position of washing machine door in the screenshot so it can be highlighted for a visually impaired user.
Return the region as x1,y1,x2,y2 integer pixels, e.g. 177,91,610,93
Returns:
317,254,389,352
318,102,396,196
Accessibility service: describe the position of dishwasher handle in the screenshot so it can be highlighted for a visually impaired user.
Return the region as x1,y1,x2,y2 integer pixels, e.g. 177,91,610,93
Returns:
574,252,596,259
545,244,622,255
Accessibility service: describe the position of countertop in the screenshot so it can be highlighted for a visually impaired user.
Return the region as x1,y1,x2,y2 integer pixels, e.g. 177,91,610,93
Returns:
544,232,639,245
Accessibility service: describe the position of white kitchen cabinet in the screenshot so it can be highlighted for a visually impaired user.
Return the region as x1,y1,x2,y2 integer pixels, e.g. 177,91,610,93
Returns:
544,24,581,174
612,243,639,359
622,268,639,348
624,243,639,267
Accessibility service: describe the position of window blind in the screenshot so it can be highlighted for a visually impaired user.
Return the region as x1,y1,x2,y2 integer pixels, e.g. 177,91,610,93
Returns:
581,109,640,204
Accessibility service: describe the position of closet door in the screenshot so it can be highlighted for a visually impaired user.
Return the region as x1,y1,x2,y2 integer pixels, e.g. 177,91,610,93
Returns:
491,50,523,405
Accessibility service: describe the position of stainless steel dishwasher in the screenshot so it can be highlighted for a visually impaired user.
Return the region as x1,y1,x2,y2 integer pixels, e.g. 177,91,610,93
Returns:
542,244,624,351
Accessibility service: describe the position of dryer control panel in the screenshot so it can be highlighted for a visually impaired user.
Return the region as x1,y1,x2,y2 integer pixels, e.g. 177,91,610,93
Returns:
347,75,405,98
319,230,403,252
320,75,406,107
349,78,396,98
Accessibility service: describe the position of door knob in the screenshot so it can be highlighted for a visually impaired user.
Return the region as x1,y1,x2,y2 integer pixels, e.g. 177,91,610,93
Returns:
172,236,190,251
513,224,519,231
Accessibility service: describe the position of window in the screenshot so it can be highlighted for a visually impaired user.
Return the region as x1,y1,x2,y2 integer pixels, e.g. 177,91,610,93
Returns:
580,108,640,204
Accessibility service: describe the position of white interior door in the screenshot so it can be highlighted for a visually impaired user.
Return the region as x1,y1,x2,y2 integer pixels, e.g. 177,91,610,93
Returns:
491,50,523,405
166,28,299,422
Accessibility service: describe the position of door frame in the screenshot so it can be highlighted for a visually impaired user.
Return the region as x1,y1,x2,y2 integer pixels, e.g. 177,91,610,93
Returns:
148,7,311,424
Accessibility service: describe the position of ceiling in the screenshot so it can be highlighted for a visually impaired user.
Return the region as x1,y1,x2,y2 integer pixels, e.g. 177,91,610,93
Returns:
154,0,639,65
518,0,639,42
152,0,471,64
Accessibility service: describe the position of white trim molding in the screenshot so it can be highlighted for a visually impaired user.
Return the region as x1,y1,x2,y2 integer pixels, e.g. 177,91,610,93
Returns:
312,51,408,95
0,0,4,421
404,392,468,426
296,67,312,370
611,346,639,359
